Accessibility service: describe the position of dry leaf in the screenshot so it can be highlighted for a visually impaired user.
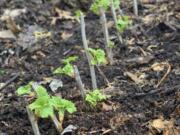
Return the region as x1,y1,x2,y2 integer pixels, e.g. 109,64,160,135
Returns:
124,71,146,84
55,7,75,20
101,102,113,111
61,31,73,40
149,118,176,134
0,30,16,39
1,8,27,21
151,62,165,71
110,113,132,129
151,119,165,131
142,14,155,25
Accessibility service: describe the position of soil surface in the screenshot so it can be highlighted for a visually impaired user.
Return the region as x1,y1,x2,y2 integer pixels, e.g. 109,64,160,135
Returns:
0,0,180,135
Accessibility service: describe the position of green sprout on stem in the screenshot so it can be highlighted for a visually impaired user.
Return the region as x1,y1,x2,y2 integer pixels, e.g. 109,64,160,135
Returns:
53,56,78,77
112,0,121,9
85,89,107,107
16,83,76,131
116,16,130,32
90,0,110,14
88,48,107,66
75,10,83,22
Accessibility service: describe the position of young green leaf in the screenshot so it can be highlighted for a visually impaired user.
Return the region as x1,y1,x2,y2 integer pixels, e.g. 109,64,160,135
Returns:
50,96,77,115
113,0,120,9
116,16,130,32
75,10,82,22
88,48,107,66
29,96,53,118
16,84,32,96
85,89,106,107
90,0,110,14
34,85,49,97
62,56,78,64
53,63,74,77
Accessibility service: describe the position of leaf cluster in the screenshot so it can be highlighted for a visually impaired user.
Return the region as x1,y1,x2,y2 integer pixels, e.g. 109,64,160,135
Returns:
53,56,78,77
116,16,130,32
16,84,76,118
85,89,106,107
88,48,107,66
90,0,110,14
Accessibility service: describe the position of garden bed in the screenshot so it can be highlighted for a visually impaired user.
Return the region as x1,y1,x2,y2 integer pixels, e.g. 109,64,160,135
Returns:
0,0,179,135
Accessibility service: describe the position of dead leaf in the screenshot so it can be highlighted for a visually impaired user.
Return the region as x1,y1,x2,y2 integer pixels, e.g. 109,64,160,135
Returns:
110,113,132,129
101,102,113,111
51,7,75,25
107,21,114,28
0,30,16,39
151,62,165,71
61,31,73,40
124,71,146,85
149,118,177,134
1,8,27,21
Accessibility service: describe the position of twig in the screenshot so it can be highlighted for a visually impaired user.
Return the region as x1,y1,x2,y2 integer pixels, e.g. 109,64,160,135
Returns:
26,106,41,135
80,13,97,90
96,66,111,87
132,84,180,98
155,63,171,88
74,65,86,100
133,0,138,16
110,0,123,44
99,6,114,65
51,115,62,134
0,73,19,91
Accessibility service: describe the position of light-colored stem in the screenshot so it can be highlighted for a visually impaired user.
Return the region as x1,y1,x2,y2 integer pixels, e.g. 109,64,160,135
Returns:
74,65,86,99
99,7,113,65
80,13,97,90
26,106,41,135
51,115,62,134
133,0,138,16
110,1,123,44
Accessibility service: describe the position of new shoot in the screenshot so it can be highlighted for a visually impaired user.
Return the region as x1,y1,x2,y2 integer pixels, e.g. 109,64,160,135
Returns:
85,89,107,107
53,56,78,77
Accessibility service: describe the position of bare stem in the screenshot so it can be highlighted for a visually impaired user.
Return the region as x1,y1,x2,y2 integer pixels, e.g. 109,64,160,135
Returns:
74,65,86,100
133,0,138,16
51,115,62,134
96,66,110,87
80,13,97,90
110,1,123,44
99,7,113,65
26,106,41,135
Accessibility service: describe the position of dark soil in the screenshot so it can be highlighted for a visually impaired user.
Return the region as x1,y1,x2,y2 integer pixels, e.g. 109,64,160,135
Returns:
0,0,180,135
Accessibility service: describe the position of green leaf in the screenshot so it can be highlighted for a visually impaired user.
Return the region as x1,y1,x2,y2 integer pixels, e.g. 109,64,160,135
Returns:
29,96,53,118
85,89,106,107
34,85,49,97
75,10,82,22
16,84,32,96
113,0,120,9
88,48,107,66
62,56,78,64
116,16,130,32
50,96,76,115
53,63,74,77
90,0,110,14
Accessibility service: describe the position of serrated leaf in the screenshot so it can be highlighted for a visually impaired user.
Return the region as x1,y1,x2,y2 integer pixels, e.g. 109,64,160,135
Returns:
16,84,31,96
29,96,53,118
35,85,49,97
88,48,107,66
85,89,106,107
50,96,76,114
